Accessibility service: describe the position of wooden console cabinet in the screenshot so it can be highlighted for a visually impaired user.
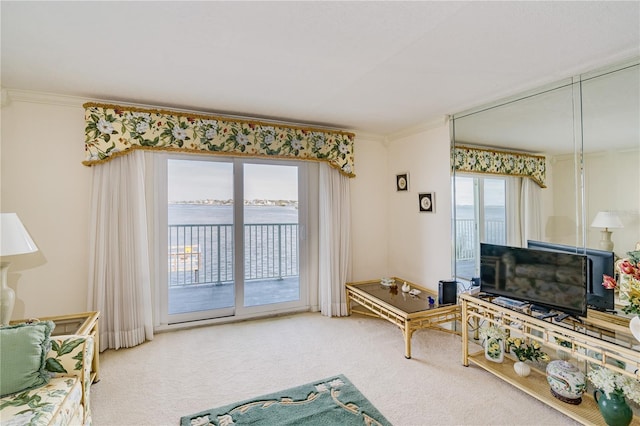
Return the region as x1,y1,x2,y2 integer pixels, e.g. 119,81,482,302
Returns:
460,294,639,426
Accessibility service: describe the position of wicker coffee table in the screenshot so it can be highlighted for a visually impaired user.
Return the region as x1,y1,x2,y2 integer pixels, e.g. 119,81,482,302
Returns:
346,278,460,358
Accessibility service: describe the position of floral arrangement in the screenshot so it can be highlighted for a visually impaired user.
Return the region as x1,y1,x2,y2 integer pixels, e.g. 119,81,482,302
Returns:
506,337,550,362
479,324,508,342
602,275,617,290
618,253,640,315
588,366,640,405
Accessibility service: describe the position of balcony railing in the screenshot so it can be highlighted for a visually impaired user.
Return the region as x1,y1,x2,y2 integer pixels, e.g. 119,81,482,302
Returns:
455,219,505,261
168,223,298,287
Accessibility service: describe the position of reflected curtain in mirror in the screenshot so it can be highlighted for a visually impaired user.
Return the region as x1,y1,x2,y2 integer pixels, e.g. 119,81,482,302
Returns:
452,145,546,188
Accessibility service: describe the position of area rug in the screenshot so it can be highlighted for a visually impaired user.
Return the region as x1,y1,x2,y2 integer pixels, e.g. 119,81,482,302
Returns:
180,374,392,426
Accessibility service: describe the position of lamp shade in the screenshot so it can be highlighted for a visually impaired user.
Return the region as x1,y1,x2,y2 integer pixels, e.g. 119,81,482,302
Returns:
0,213,38,256
590,211,624,229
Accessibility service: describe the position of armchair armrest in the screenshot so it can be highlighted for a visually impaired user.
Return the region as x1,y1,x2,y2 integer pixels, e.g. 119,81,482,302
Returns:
45,334,94,423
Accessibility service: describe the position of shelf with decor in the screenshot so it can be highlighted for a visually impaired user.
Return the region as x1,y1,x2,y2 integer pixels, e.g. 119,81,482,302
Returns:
461,293,640,426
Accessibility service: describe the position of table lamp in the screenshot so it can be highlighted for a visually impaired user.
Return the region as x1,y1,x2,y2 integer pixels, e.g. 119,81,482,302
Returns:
0,213,38,325
590,211,623,252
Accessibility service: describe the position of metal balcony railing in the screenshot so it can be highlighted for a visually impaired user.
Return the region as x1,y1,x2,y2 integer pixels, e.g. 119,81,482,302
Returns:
168,223,298,287
455,219,505,261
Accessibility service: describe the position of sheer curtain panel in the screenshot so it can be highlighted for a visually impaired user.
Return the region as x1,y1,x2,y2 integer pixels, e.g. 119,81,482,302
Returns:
506,176,542,247
318,163,352,317
87,151,154,351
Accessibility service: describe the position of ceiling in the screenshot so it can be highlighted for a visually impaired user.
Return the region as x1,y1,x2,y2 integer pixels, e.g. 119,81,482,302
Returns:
1,1,639,137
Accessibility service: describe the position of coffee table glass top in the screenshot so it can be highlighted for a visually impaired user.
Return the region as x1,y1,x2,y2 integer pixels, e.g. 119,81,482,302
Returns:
351,282,451,314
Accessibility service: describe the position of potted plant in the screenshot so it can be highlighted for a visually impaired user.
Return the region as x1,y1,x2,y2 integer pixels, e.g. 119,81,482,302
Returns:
588,366,640,426
479,324,507,363
506,337,550,377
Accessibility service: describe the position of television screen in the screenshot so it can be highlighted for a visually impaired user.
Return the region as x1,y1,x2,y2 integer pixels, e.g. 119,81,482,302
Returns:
527,240,614,311
480,243,588,317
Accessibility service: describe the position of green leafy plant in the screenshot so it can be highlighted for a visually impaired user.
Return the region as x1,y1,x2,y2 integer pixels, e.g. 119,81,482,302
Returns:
506,337,550,362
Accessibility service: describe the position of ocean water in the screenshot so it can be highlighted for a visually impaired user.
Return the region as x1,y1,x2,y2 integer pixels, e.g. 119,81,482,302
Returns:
169,204,298,225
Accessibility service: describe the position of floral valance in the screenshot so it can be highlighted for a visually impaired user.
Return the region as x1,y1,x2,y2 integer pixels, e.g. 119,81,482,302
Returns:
83,103,356,177
453,145,546,188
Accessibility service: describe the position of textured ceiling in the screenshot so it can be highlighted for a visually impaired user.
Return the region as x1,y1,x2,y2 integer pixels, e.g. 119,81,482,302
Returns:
1,1,639,136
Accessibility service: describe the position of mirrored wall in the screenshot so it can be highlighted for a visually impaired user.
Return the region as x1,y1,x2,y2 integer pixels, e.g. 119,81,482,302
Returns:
451,59,640,280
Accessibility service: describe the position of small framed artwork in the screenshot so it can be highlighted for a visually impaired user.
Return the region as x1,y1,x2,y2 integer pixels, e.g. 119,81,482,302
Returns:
418,192,435,213
396,173,409,191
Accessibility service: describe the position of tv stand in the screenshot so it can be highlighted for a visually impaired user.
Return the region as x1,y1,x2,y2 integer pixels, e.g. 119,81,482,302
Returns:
460,293,639,425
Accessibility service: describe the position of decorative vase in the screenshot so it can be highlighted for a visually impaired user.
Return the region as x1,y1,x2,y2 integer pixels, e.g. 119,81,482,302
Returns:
546,360,586,404
513,361,530,377
484,337,504,363
593,389,633,426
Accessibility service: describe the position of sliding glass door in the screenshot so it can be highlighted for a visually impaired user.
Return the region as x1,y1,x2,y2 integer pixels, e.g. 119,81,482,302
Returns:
161,156,307,324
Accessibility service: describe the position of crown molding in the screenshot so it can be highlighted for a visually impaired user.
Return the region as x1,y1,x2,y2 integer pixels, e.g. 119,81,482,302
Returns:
5,89,86,108
350,131,386,144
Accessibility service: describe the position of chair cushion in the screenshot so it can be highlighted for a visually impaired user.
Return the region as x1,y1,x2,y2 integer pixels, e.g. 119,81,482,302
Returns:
0,320,55,397
0,376,82,426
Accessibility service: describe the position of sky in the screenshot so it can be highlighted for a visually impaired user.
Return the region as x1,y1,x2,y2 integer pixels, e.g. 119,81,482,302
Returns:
168,159,298,202
455,176,506,206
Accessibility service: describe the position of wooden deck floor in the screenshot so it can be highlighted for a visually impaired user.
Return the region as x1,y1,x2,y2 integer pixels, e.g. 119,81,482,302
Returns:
169,277,299,314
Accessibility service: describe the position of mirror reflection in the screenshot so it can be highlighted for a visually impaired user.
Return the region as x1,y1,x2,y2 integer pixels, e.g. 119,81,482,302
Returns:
452,60,639,284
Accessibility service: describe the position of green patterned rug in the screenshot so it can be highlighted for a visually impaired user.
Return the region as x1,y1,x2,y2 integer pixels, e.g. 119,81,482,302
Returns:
180,374,392,426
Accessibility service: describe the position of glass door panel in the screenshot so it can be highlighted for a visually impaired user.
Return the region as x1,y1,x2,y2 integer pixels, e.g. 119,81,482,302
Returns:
167,159,235,319
243,163,300,307
455,176,477,280
455,175,507,280
482,178,506,245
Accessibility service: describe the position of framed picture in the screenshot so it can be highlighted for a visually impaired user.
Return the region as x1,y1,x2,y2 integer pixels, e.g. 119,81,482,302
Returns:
418,192,435,213
396,173,409,191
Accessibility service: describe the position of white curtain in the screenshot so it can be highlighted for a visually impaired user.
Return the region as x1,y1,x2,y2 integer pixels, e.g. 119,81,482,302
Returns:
520,177,542,244
87,151,154,351
318,163,351,317
506,176,542,247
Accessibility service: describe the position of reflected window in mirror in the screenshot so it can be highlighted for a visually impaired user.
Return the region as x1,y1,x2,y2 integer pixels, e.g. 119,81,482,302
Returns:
454,174,543,280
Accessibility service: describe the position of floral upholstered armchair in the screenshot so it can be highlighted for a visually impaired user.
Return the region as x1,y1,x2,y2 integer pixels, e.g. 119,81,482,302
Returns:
0,321,94,426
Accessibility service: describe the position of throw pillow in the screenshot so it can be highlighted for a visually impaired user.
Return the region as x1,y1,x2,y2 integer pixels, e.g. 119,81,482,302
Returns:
0,320,55,397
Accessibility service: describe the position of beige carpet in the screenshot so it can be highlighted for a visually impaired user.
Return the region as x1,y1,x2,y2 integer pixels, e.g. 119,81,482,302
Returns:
91,312,579,426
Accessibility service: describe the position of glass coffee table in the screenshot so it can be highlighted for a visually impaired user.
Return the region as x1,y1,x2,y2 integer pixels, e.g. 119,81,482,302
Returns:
346,278,460,358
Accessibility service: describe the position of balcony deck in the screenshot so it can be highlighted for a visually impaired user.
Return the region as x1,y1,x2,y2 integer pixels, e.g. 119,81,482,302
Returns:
169,277,299,314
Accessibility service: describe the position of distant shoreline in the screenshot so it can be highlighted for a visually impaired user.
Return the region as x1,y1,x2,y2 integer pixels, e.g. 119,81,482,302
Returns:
170,199,298,207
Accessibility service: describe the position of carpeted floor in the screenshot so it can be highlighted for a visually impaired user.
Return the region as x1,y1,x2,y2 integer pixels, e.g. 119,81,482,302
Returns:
91,312,580,425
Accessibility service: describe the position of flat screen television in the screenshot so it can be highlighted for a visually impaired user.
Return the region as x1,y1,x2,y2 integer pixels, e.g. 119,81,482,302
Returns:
480,242,588,317
527,240,614,312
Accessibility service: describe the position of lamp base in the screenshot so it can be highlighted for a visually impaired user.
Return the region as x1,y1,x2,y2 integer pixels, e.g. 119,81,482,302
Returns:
598,229,614,252
0,263,15,326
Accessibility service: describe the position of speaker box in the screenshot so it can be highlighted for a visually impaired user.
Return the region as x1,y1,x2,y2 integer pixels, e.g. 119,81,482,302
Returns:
438,280,457,305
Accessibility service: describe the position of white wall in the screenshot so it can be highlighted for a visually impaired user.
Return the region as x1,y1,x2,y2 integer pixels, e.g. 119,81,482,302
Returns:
584,148,640,256
349,135,389,281
384,122,453,292
1,91,452,322
545,148,640,256
1,93,91,319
